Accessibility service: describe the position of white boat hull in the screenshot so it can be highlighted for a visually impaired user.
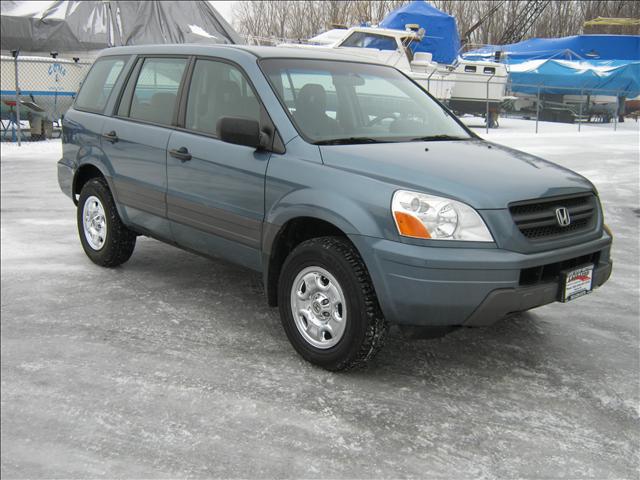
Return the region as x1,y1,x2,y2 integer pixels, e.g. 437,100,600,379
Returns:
410,72,456,102
280,27,508,111
449,62,508,104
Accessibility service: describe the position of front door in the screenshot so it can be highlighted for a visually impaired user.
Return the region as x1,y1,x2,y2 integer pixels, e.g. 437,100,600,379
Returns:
166,58,271,270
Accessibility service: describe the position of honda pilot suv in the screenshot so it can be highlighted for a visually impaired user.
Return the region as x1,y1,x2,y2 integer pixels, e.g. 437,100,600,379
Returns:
58,45,612,370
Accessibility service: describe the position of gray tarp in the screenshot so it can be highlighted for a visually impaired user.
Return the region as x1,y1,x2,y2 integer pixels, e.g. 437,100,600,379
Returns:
1,1,241,53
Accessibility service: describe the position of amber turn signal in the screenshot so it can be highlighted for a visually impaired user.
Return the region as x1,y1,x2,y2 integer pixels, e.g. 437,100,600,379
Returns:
393,211,431,239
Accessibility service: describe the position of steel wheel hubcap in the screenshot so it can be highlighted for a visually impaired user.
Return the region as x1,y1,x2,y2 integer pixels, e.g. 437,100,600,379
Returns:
82,195,107,250
290,266,347,349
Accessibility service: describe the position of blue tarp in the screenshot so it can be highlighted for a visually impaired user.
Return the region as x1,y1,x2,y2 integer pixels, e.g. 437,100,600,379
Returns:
508,59,640,96
463,35,640,63
463,35,640,96
380,1,460,65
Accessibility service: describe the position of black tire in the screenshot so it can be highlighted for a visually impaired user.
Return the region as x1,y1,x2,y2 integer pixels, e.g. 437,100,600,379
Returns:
77,177,136,267
278,236,388,371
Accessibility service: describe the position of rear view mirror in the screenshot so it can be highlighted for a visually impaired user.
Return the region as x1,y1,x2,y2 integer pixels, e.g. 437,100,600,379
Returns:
334,73,365,87
217,116,264,149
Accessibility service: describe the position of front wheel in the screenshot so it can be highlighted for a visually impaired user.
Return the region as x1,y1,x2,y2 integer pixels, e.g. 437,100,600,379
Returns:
77,177,136,267
278,237,388,371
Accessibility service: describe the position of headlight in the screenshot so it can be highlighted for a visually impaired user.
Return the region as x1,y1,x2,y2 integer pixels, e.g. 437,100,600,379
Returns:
392,190,493,242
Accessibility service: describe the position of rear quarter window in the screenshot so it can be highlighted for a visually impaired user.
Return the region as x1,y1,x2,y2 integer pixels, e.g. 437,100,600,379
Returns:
74,56,128,113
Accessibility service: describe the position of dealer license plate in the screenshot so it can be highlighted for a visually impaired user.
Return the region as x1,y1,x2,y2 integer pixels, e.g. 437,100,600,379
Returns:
560,264,594,302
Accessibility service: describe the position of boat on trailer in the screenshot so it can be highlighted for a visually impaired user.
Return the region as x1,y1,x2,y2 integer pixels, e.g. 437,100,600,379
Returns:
282,25,508,114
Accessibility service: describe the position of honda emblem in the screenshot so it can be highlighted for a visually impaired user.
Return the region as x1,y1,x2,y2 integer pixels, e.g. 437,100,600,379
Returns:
555,207,571,227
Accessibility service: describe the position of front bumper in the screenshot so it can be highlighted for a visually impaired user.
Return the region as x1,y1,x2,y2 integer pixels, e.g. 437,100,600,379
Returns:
463,260,611,326
349,232,612,327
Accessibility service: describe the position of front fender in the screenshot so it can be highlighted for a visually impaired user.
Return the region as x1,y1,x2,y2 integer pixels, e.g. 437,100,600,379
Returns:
263,187,387,254
261,186,391,307
263,138,398,254
261,141,400,306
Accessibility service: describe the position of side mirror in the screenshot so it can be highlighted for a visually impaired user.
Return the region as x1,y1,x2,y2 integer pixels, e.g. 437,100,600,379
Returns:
217,116,266,149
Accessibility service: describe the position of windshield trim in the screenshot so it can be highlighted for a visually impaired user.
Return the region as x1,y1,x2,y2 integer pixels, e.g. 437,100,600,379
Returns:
257,57,477,146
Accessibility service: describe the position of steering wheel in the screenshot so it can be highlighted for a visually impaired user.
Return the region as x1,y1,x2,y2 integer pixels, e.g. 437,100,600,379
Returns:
366,113,397,127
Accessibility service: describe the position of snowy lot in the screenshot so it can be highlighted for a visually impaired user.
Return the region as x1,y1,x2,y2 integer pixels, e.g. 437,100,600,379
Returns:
1,118,639,478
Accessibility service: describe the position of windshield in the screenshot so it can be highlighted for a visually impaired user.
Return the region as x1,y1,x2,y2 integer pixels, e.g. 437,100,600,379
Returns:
261,58,471,144
340,32,398,51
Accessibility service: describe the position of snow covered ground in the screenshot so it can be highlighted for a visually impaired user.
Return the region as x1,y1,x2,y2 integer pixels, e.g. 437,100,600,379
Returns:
1,118,639,477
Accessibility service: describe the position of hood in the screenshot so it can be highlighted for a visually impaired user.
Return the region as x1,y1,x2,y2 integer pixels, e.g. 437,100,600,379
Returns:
319,139,594,209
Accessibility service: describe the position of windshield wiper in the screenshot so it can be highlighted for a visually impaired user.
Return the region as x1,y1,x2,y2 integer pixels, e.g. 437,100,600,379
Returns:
409,135,469,142
314,137,387,145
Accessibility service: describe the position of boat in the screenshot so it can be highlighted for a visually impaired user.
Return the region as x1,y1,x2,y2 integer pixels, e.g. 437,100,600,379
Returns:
378,1,507,115
1,55,91,138
282,26,456,102
1,0,239,138
283,25,508,112
465,35,640,122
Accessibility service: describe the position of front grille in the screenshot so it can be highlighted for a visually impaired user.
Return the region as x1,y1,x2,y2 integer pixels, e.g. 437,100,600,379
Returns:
509,193,597,241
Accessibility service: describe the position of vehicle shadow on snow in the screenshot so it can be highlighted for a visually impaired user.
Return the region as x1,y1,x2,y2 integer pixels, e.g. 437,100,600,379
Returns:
367,316,551,379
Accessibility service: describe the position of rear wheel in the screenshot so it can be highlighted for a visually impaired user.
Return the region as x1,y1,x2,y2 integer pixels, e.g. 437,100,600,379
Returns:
278,236,388,371
77,177,136,267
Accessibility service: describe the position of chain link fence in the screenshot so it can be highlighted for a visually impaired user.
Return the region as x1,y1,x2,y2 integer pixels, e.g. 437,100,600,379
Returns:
2,52,636,144
1,54,92,144
444,77,635,134
239,34,638,134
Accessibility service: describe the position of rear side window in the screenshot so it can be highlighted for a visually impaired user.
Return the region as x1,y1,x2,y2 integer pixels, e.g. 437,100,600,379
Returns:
128,57,188,126
75,56,127,113
185,59,261,135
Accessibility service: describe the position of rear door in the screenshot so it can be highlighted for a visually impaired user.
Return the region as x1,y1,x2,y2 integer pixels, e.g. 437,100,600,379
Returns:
166,58,272,270
101,56,189,240
64,55,129,182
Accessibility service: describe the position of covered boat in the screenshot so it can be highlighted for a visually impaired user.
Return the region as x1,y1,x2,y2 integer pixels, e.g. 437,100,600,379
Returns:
379,0,508,115
507,59,640,97
0,0,240,54
280,26,457,102
283,1,507,115
1,0,240,136
463,34,640,63
464,34,640,121
379,0,460,65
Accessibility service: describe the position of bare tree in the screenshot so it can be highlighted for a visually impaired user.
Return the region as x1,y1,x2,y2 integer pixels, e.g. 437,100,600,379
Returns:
234,0,404,43
234,1,640,46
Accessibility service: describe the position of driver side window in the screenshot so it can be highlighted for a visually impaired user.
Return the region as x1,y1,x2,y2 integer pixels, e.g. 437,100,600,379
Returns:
185,60,261,135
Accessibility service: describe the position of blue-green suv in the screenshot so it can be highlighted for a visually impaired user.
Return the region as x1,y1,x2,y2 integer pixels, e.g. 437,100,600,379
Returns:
58,45,612,370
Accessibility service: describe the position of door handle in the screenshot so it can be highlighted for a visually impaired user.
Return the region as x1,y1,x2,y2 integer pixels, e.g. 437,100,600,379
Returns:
102,130,118,143
169,146,192,162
